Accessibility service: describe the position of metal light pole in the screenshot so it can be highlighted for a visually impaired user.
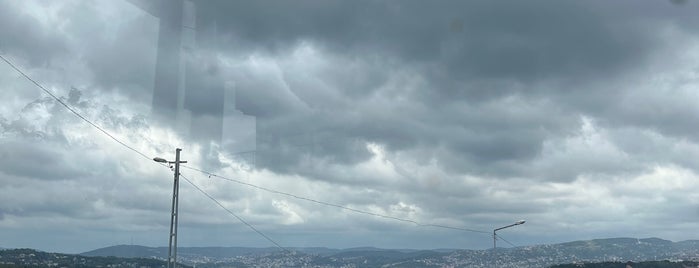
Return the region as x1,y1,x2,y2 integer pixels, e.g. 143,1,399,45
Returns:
493,220,525,268
154,148,187,268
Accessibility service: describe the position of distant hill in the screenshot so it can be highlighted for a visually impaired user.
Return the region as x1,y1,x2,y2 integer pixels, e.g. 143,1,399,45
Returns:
81,245,283,259
81,245,165,258
80,245,438,259
79,237,699,267
0,248,175,268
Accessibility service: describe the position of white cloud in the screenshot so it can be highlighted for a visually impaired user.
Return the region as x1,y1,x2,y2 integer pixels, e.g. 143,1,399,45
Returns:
4,0,699,254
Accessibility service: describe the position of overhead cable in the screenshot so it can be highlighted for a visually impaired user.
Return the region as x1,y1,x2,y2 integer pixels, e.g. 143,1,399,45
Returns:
0,54,152,161
181,165,490,235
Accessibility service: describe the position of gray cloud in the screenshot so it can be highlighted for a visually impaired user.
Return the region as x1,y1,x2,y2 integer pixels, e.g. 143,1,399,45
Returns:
205,0,664,86
0,141,87,181
3,0,699,254
82,16,158,98
0,2,69,66
193,0,699,180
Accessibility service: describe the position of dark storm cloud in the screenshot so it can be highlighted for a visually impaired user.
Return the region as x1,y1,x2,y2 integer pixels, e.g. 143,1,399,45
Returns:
0,181,100,219
61,1,159,100
0,2,69,66
200,0,698,112
5,0,697,182
593,89,699,145
203,0,664,84
38,0,695,187
177,0,699,179
82,15,158,96
0,141,87,180
670,0,689,5
5,0,699,251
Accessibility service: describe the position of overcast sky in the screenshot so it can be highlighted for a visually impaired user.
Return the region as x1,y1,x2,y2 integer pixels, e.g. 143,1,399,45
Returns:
2,0,699,254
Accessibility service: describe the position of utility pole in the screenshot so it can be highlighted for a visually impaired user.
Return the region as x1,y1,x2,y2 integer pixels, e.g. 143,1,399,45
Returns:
493,230,498,268
493,220,526,268
154,149,188,268
168,148,182,268
493,229,496,249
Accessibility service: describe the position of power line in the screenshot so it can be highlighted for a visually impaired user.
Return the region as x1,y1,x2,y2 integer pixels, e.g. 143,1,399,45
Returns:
179,173,289,252
181,165,491,235
0,53,285,249
1,52,490,240
496,234,517,248
0,54,153,161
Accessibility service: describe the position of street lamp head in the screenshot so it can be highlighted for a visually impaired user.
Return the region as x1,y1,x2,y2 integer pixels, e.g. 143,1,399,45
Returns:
153,157,168,163
516,220,526,225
